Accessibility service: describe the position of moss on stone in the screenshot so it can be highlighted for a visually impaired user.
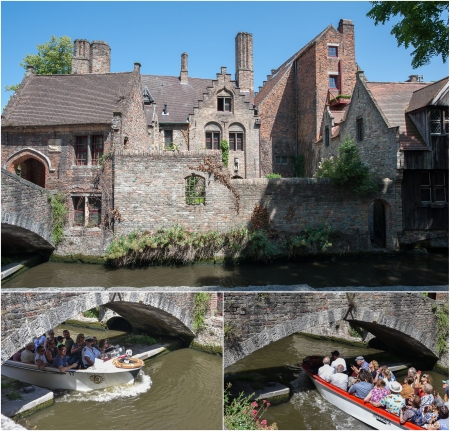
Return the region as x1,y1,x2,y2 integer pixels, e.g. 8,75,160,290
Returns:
433,362,449,376
50,253,105,264
189,340,222,355
11,397,54,421
64,319,107,330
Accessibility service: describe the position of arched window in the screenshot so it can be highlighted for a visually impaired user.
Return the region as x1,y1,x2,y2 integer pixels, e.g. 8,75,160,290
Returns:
229,123,245,151
185,174,205,205
205,122,221,150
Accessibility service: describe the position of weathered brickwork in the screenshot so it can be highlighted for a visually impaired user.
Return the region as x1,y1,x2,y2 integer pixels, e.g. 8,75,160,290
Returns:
113,151,377,251
256,19,357,178
188,68,260,179
224,292,448,368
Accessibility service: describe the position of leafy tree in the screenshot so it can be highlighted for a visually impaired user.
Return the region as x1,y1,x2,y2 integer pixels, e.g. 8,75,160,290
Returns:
315,137,378,197
367,1,449,68
5,35,73,92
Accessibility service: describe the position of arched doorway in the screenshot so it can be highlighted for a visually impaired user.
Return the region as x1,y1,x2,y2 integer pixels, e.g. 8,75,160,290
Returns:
372,200,386,247
15,158,46,188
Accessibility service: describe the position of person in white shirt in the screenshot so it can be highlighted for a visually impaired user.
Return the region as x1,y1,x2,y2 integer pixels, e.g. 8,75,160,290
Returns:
318,357,335,381
327,364,349,391
34,345,49,370
330,350,347,372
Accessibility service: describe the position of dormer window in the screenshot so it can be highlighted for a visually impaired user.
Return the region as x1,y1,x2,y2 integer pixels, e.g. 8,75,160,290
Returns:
218,97,231,112
430,109,449,135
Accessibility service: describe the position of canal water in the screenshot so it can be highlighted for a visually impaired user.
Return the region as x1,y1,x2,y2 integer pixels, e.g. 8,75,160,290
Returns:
225,334,447,430
3,250,448,288
18,348,223,430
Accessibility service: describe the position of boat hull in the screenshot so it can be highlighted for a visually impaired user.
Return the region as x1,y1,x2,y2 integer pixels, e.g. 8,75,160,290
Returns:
302,356,422,430
1,360,142,392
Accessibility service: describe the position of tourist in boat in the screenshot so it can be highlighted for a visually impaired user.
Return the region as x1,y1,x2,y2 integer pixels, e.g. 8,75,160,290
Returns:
401,377,415,399
20,342,36,363
69,334,85,366
52,345,79,373
407,367,417,381
421,384,436,408
318,357,334,380
82,336,101,368
63,330,74,358
399,395,424,426
423,403,440,425
330,350,347,372
364,378,390,403
56,336,65,347
368,360,379,380
348,369,373,399
45,339,58,365
98,339,112,355
35,345,49,370
12,348,25,361
369,381,405,416
374,365,396,385
326,364,348,391
34,334,47,350
47,329,56,345
415,372,433,397
424,405,450,430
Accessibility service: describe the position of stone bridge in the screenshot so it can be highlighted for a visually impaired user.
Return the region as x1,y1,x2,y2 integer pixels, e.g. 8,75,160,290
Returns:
224,292,448,368
1,292,199,363
1,168,54,254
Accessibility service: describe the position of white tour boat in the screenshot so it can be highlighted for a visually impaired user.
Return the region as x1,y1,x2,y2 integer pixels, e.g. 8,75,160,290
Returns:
1,348,144,392
302,356,422,430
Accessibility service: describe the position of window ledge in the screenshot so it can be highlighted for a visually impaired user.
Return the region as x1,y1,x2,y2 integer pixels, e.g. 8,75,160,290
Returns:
70,226,102,231
416,202,448,208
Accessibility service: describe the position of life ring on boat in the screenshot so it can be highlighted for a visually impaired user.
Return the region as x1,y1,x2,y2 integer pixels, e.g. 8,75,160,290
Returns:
112,357,144,369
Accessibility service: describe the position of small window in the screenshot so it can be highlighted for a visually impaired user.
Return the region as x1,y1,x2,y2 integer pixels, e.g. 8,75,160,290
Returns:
420,171,447,203
430,109,449,135
185,175,205,205
275,156,288,165
328,46,338,57
325,126,330,147
206,132,220,149
164,130,173,148
218,97,232,112
229,132,243,151
92,136,103,165
356,118,364,141
76,136,88,165
73,196,102,227
329,75,339,90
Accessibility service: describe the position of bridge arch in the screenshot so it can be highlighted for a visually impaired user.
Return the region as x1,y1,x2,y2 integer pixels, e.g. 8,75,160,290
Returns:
224,306,439,368
1,292,196,364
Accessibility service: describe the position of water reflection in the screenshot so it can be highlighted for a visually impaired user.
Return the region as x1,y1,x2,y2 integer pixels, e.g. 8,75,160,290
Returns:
3,251,448,288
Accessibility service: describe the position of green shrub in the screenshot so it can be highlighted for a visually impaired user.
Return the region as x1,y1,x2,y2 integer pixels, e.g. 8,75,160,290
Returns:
193,292,211,333
125,334,158,345
7,391,23,401
291,154,305,177
221,139,229,167
315,137,378,197
48,192,68,244
265,173,281,179
83,307,99,318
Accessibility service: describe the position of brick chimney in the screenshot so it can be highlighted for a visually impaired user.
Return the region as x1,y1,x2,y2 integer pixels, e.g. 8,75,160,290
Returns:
180,52,188,84
235,32,254,102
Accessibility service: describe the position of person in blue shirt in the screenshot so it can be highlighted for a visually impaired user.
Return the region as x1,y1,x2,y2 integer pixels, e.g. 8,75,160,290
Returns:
349,369,374,399
52,345,79,373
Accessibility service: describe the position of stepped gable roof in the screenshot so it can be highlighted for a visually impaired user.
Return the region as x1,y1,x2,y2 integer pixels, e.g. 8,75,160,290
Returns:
141,75,213,124
406,76,449,113
255,25,332,106
366,81,429,150
2,72,135,126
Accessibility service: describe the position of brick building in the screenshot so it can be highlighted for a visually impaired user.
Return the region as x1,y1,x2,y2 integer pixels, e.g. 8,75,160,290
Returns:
255,19,357,177
319,72,449,249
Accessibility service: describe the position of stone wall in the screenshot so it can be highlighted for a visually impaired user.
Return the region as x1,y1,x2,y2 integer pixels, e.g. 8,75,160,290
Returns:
1,168,54,251
113,151,374,250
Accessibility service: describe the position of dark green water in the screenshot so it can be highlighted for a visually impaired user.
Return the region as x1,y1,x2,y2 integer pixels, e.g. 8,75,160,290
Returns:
3,251,448,288
19,348,223,430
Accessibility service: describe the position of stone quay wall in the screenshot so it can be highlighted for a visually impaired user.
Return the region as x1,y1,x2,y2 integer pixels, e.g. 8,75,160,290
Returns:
113,151,373,252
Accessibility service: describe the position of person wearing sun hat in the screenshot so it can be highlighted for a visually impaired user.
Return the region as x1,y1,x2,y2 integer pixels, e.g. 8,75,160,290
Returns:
370,381,405,416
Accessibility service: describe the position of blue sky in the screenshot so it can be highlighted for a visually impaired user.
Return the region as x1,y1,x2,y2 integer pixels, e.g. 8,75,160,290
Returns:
2,1,448,110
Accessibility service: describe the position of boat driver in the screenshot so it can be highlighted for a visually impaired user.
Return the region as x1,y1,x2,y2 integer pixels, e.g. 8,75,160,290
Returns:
82,336,101,368
330,350,347,372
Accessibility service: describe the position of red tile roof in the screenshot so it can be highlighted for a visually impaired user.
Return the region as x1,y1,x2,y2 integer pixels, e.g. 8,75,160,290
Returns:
2,73,135,126
407,76,448,113
366,81,429,150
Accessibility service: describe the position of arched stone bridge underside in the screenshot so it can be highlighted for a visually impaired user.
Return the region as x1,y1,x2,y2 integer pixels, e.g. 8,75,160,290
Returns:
1,169,54,254
224,293,446,368
1,292,196,363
